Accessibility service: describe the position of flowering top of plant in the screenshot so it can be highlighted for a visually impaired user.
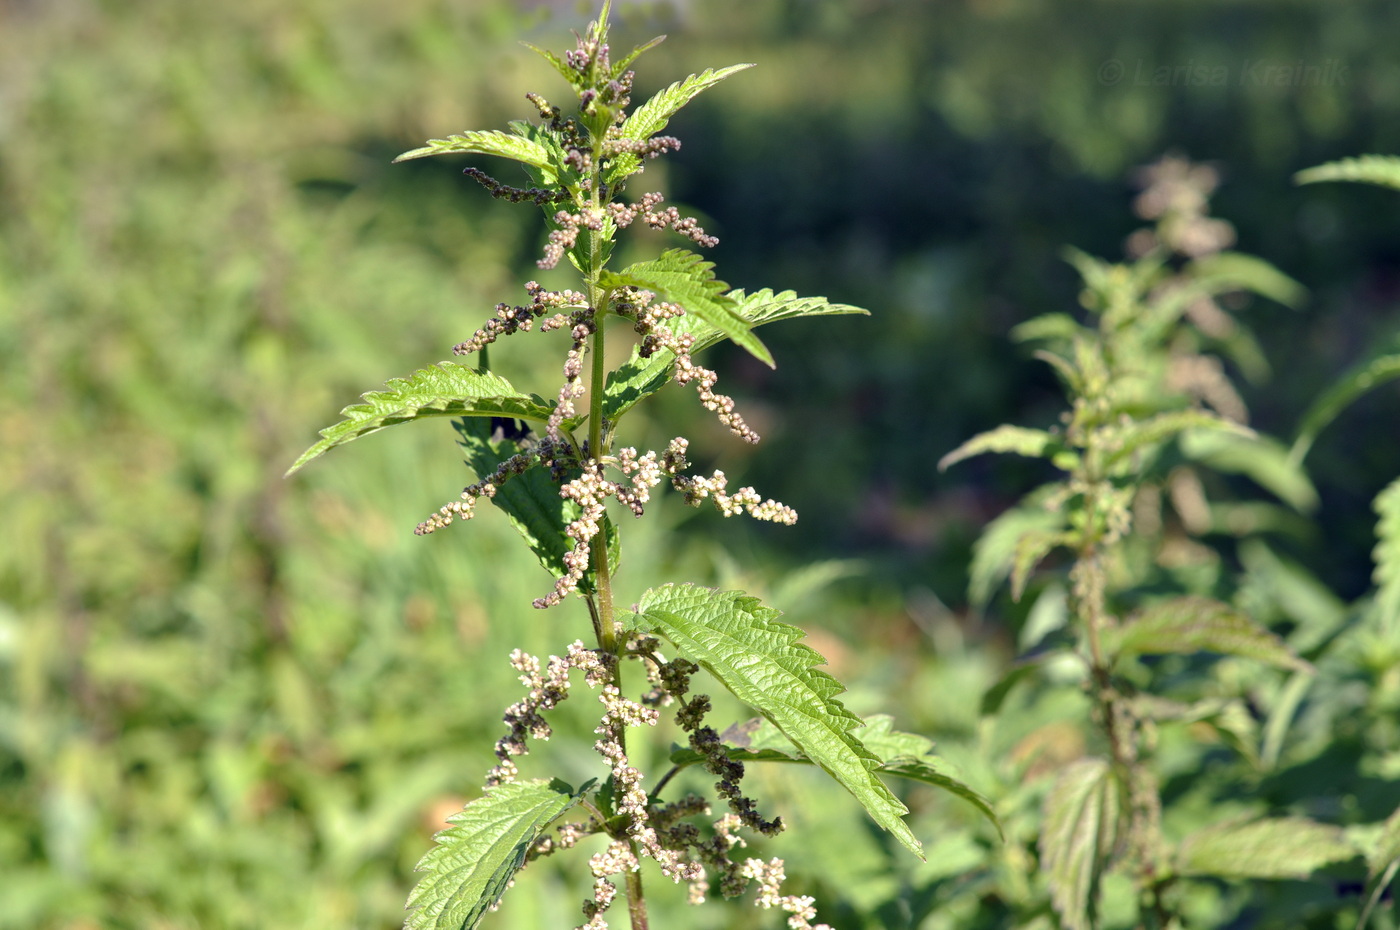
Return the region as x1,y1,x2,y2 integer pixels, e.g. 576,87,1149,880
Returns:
288,5,1001,929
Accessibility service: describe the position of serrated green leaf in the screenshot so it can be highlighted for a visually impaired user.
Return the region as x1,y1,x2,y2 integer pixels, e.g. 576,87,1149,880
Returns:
1179,430,1318,512
1290,353,1400,465
602,249,773,367
1374,477,1400,631
287,365,553,475
1106,597,1312,672
612,34,666,76
1010,530,1070,602
599,288,865,425
1178,817,1356,879
1106,410,1254,466
606,64,753,182
1296,155,1400,191
939,426,1065,472
405,778,589,930
393,129,554,171
1040,758,1122,930
1184,252,1306,309
670,715,1001,838
521,42,578,88
629,584,923,857
1136,695,1261,769
1011,312,1090,346
452,419,617,591
967,499,1066,608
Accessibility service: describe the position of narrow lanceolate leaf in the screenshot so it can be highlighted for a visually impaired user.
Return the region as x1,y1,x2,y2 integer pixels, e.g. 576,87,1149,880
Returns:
1106,409,1254,466
1178,817,1356,879
938,426,1064,472
1296,155,1400,191
628,584,923,857
599,288,868,424
1040,758,1122,930
1105,597,1312,673
1184,252,1307,309
669,715,1001,838
287,365,553,475
521,42,577,89
1179,430,1319,513
393,129,554,169
405,778,588,930
602,249,773,367
1290,353,1400,465
453,419,617,590
1374,477,1400,630
606,63,753,182
967,500,1065,608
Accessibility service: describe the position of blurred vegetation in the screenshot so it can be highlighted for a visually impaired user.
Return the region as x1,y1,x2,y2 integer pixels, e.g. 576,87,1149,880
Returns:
1,0,1397,927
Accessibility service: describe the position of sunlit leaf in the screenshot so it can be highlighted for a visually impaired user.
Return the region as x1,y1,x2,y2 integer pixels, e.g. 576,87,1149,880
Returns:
453,419,617,591
1179,430,1318,512
606,64,753,182
670,715,1001,838
1178,817,1356,879
287,365,553,475
939,426,1066,472
1296,155,1400,191
405,778,590,930
602,249,772,367
1290,353,1400,465
1107,411,1254,466
1106,597,1311,673
967,498,1065,608
599,288,865,424
1040,758,1122,930
393,129,554,169
629,584,923,857
1374,477,1400,631
1185,252,1306,309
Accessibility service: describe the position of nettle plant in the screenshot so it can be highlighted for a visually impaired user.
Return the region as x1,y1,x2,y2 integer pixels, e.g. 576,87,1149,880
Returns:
289,5,994,929
941,156,1400,930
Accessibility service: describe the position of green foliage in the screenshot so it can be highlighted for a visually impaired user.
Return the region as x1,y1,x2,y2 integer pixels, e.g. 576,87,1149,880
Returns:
1177,817,1356,880
392,129,555,170
601,248,773,366
1295,155,1400,191
405,779,590,930
607,64,755,183
453,418,618,591
1040,758,1123,930
287,365,552,475
629,583,923,856
1107,597,1311,672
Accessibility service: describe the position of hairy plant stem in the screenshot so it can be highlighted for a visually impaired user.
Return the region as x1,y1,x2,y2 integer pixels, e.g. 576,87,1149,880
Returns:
1075,465,1168,927
580,145,649,930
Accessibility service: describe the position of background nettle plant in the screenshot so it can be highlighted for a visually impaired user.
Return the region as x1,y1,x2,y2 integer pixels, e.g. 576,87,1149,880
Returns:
289,4,996,928
939,154,1400,930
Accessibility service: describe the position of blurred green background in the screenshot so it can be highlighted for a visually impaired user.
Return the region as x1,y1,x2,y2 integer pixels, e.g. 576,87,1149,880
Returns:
2,0,1398,927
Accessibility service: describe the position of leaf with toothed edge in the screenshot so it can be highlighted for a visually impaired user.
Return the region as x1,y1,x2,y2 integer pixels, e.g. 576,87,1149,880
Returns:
287,365,553,475
596,288,866,426
393,129,555,170
602,249,773,367
1041,758,1123,930
404,778,591,930
452,418,617,592
668,714,1001,838
606,63,754,182
627,583,924,858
